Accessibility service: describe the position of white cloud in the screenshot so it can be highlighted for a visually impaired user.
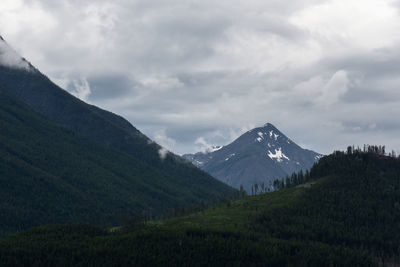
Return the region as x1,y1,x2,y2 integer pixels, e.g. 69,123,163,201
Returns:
316,70,349,106
154,129,175,160
0,37,31,70
194,137,212,153
290,0,400,50
69,78,92,102
158,147,168,161
153,129,176,151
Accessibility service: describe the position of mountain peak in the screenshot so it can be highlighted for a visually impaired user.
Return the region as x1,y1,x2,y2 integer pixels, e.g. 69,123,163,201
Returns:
183,124,322,191
262,123,280,132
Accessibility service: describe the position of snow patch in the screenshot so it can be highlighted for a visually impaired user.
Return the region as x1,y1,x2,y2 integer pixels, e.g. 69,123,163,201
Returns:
208,146,223,153
194,160,204,166
267,148,290,162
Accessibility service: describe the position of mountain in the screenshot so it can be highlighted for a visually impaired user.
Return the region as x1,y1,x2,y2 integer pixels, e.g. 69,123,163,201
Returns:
0,36,234,197
0,36,235,236
0,86,234,237
1,149,399,266
183,123,322,191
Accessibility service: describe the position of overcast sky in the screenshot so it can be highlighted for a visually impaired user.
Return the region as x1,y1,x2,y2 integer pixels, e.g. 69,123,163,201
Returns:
1,0,400,155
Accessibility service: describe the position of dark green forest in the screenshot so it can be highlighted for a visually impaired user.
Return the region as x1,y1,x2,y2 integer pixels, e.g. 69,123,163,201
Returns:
1,148,400,266
0,87,234,237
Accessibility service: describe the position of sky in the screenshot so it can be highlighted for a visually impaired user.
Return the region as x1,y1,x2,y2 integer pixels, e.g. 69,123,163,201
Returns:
1,0,400,155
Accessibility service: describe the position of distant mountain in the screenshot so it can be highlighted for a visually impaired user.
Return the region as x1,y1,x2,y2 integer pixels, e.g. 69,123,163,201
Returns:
183,123,322,191
0,36,235,236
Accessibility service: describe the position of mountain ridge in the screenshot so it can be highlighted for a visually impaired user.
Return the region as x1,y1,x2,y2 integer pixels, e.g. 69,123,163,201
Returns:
0,36,236,236
0,86,235,237
0,35,235,198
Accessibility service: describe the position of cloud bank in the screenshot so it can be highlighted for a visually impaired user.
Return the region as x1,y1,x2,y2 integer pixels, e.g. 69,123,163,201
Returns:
2,0,400,155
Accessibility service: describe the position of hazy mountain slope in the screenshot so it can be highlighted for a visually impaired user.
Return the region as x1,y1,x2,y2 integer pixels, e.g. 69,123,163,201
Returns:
2,150,398,266
0,36,234,199
0,87,233,237
183,123,322,191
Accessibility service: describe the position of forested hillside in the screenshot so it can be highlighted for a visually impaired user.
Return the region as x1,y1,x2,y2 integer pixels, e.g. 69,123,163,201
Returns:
1,148,399,266
0,64,227,201
0,35,236,222
0,87,234,237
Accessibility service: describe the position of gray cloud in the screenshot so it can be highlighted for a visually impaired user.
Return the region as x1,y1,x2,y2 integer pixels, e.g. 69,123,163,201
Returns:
87,74,134,101
1,0,400,155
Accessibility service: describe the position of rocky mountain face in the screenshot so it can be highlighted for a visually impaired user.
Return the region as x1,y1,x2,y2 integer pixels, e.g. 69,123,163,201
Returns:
183,123,322,192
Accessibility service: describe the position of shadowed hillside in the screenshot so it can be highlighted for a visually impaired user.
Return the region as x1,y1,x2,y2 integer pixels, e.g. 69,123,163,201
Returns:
0,87,234,237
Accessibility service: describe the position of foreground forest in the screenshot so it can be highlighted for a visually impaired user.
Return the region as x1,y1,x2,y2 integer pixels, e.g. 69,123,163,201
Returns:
1,149,399,266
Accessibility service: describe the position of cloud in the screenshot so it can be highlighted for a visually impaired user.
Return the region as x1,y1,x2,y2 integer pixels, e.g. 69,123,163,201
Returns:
194,137,213,153
68,78,92,102
2,0,400,155
158,147,168,161
153,129,176,152
313,70,349,107
153,129,175,160
0,37,30,70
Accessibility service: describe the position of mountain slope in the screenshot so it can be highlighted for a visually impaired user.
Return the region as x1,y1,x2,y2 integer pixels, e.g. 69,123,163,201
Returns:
183,123,322,191
2,150,398,266
0,84,233,237
0,36,234,201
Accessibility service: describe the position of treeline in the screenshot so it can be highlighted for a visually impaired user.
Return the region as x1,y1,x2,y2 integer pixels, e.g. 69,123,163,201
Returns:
271,144,398,191
344,144,400,157
272,169,312,190
246,171,313,196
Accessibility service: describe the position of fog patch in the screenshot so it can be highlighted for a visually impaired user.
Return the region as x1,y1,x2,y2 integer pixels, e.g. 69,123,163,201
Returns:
158,147,169,161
